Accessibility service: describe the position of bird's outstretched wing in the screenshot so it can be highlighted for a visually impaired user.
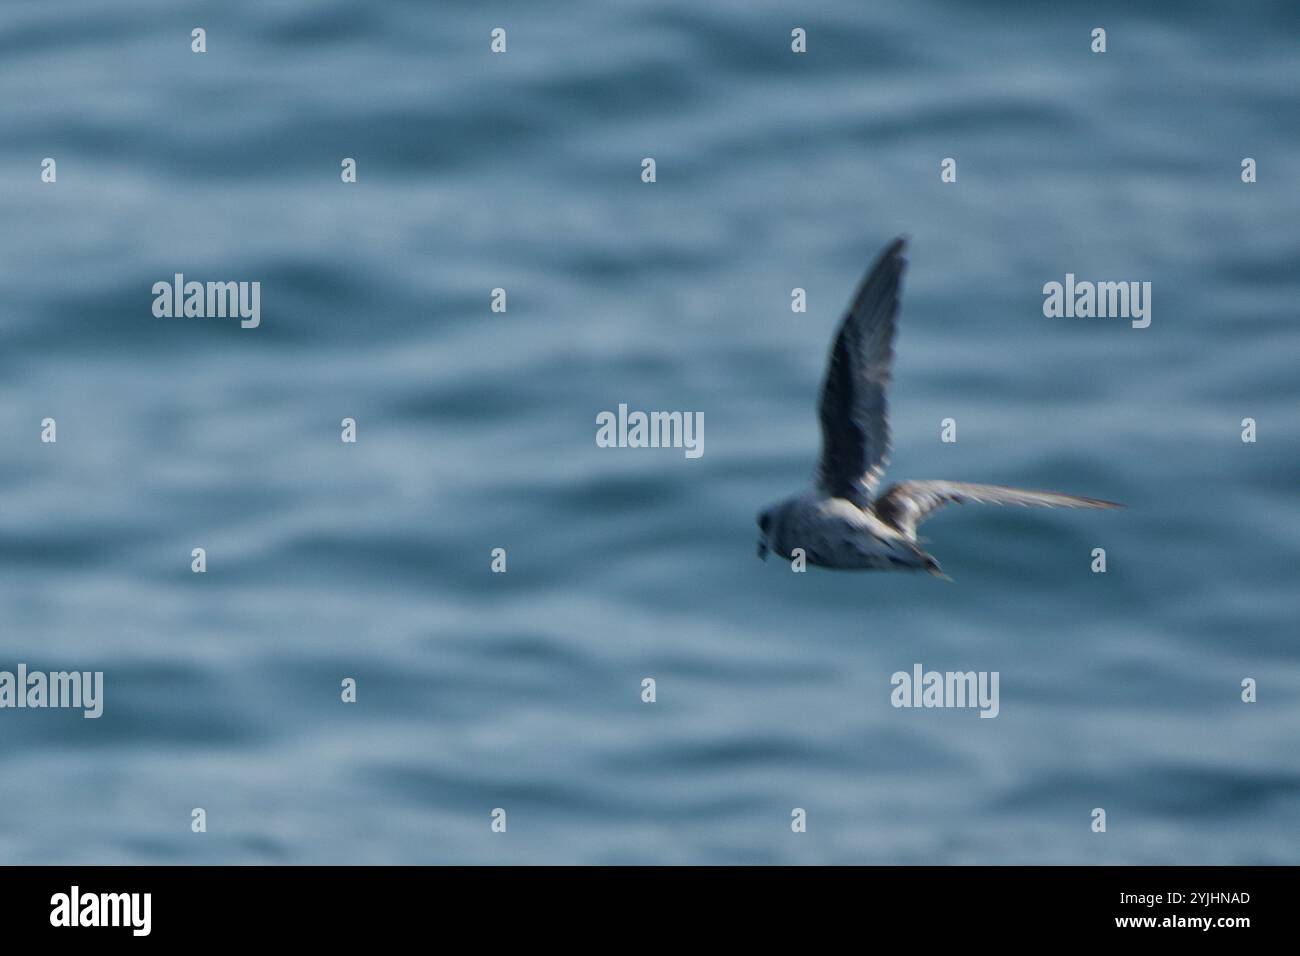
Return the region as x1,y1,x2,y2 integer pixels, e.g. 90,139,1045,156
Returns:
816,238,907,509
873,480,1123,539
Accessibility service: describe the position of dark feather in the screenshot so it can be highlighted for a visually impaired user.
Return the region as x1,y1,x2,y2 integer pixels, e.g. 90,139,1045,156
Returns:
816,238,907,508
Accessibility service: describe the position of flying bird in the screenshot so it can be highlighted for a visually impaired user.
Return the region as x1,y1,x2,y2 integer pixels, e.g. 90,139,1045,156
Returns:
756,238,1121,577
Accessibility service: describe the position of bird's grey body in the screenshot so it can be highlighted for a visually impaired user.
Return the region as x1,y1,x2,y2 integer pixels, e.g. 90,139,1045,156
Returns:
756,238,1121,576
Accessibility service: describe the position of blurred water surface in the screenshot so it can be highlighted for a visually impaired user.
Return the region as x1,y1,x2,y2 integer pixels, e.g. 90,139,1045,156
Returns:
0,0,1297,863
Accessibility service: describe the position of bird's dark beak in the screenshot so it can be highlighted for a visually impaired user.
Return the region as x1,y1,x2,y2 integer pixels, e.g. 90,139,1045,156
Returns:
757,541,768,560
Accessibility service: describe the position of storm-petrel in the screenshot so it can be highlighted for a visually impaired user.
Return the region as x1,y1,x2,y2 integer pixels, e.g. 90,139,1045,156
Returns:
756,238,1122,576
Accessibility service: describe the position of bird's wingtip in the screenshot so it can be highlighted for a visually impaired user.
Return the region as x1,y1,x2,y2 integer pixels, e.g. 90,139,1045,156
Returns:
922,554,950,581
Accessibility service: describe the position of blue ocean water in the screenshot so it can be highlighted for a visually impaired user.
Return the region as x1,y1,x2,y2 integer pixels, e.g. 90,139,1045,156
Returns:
1,0,1297,864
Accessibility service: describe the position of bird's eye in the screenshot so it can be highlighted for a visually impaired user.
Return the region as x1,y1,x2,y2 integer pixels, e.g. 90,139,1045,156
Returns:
758,514,770,533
